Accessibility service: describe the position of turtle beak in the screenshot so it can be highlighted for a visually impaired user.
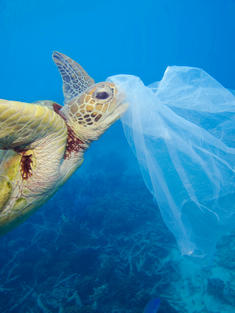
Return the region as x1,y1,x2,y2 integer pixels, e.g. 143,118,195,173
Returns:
113,88,128,119
106,77,128,112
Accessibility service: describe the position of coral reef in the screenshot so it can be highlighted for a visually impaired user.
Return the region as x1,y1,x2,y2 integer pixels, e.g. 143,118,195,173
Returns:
0,141,234,313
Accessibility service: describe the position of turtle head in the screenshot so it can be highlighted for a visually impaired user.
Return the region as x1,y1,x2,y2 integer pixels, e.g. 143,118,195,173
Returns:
63,81,127,142
53,51,127,143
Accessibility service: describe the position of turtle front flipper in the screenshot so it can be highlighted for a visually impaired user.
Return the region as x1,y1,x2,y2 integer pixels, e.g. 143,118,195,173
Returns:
0,99,67,150
0,100,68,235
0,175,12,211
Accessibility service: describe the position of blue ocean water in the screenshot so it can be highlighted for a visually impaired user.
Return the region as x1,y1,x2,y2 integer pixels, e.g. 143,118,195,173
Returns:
0,0,234,312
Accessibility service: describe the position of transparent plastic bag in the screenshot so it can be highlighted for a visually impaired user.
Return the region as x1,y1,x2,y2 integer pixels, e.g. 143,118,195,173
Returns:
108,66,235,258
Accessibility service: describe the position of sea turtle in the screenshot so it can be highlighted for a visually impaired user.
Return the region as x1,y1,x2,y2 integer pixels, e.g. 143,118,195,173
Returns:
0,51,127,235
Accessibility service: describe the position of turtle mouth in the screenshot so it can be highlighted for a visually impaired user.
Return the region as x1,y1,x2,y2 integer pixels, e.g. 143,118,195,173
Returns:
109,92,128,124
106,78,127,109
116,90,126,105
111,89,128,116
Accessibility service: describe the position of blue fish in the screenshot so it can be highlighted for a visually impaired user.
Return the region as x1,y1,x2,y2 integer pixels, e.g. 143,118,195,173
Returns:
143,298,160,313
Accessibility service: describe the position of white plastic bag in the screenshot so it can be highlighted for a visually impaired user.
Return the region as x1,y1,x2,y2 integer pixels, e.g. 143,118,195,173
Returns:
108,66,235,258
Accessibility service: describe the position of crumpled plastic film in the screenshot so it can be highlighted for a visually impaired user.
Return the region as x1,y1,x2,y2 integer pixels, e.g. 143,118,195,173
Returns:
108,66,235,258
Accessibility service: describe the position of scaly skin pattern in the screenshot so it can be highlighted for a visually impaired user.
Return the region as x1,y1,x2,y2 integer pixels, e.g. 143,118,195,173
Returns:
0,52,127,235
0,89,126,235
0,100,69,235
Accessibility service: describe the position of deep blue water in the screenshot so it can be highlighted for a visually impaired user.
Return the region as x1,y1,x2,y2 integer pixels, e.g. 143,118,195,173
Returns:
0,1,234,312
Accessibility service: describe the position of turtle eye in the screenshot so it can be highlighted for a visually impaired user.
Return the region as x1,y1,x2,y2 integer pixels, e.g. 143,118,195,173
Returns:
95,91,109,100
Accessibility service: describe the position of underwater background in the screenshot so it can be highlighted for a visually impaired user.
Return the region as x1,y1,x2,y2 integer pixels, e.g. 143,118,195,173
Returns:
0,0,234,312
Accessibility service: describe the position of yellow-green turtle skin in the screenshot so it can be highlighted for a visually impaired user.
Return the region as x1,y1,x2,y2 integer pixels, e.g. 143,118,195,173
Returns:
0,52,127,235
0,100,68,234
